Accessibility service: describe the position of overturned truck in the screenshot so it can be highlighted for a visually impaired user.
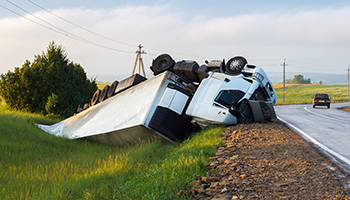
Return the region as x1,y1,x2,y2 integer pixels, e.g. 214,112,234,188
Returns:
38,54,277,146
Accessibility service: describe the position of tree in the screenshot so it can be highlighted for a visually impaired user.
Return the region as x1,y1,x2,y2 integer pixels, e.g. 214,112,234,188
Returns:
292,74,311,84
0,41,97,117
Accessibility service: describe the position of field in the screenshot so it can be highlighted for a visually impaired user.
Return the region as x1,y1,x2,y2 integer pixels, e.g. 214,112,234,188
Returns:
0,102,224,199
274,84,350,105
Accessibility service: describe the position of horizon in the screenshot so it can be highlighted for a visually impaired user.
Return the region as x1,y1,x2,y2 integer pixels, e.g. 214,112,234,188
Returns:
91,71,349,85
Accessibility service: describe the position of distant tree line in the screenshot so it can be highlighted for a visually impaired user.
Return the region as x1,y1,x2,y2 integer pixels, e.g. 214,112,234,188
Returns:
0,41,97,118
284,74,312,84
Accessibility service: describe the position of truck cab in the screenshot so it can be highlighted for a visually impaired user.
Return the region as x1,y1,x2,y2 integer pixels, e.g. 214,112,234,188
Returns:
149,54,278,128
185,63,277,128
150,54,277,128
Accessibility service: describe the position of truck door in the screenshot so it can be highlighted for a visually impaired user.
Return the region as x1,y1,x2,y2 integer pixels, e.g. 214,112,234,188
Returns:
248,86,276,121
148,83,193,141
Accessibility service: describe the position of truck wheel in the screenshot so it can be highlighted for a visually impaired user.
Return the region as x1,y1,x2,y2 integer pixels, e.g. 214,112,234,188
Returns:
151,54,175,75
225,56,247,75
99,85,110,102
219,59,226,73
91,89,101,106
107,80,118,98
83,103,89,110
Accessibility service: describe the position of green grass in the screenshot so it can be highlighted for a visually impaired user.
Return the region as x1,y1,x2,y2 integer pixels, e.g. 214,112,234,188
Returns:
275,84,350,105
0,105,224,200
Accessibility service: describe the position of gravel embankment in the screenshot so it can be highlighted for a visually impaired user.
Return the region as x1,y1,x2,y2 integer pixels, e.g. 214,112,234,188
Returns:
179,120,350,199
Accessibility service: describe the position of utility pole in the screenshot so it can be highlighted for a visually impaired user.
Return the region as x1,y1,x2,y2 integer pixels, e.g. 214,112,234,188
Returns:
347,66,350,97
281,58,288,102
131,44,147,78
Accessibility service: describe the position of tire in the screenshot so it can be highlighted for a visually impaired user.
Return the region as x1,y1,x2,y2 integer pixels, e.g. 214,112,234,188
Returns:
313,105,315,108
83,103,89,110
225,56,247,75
327,105,330,109
151,54,175,75
219,59,226,73
99,85,110,102
91,89,101,106
107,80,118,98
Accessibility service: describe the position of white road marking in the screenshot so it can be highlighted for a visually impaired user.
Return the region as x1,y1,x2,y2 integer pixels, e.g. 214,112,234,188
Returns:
303,107,350,124
277,116,350,167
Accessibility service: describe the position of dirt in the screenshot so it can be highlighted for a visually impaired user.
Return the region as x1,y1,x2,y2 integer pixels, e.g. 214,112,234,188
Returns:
179,120,350,199
340,107,350,112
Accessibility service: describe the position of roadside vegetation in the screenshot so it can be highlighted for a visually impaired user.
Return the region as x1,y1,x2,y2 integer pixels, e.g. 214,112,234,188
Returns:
274,84,350,105
0,100,224,199
0,41,97,118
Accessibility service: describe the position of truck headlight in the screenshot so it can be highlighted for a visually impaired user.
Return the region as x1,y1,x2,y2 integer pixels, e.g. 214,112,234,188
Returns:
253,72,264,82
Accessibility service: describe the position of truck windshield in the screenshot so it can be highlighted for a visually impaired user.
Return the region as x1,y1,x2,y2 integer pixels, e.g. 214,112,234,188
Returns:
215,90,245,108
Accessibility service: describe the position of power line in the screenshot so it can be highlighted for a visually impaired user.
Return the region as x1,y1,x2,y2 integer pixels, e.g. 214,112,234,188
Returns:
9,1,330,64
285,59,345,73
0,5,66,37
6,1,90,44
4,0,210,60
288,59,334,68
146,46,207,59
27,0,208,60
27,0,136,48
2,1,135,54
288,63,345,74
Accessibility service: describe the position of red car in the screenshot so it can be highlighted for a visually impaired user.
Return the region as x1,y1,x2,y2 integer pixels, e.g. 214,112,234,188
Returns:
313,93,330,108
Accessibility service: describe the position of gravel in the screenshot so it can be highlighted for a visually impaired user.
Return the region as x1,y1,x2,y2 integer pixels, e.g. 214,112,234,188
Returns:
179,120,350,199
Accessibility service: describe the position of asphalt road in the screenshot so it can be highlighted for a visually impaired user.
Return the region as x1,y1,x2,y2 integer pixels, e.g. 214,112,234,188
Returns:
275,102,350,172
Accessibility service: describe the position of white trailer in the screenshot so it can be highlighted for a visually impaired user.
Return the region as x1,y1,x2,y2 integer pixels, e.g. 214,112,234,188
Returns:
38,71,194,145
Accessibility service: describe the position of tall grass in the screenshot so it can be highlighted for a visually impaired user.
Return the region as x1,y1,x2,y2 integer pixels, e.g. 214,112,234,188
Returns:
0,105,224,199
274,84,350,105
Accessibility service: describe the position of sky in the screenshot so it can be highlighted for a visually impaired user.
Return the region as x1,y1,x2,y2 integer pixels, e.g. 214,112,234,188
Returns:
1,0,350,82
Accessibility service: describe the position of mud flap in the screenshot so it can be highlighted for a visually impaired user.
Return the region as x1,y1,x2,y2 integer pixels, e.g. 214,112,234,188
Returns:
248,100,276,121
229,99,276,124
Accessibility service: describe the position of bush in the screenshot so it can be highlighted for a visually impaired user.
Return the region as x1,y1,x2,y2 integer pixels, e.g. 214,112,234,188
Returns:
0,41,97,117
292,74,311,84
45,93,59,114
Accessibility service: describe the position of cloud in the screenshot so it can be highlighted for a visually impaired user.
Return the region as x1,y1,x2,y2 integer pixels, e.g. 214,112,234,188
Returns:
186,7,350,46
1,4,350,81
